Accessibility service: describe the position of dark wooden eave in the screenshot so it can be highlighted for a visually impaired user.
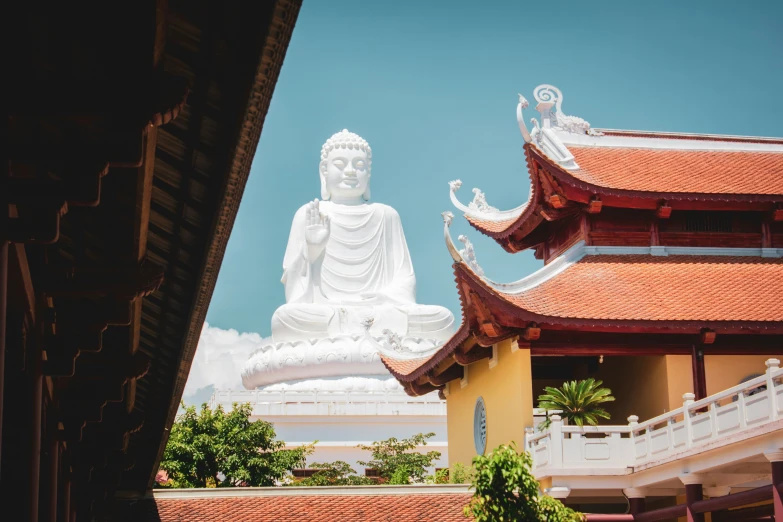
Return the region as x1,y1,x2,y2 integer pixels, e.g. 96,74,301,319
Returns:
121,0,302,494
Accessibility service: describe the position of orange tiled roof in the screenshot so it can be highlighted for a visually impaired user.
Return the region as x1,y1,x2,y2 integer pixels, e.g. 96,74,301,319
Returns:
119,493,472,521
496,255,783,322
381,322,471,382
567,147,783,195
380,354,435,376
464,214,522,234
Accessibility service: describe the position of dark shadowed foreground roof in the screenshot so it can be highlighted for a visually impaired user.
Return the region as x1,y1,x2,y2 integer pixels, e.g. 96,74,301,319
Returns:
114,486,473,521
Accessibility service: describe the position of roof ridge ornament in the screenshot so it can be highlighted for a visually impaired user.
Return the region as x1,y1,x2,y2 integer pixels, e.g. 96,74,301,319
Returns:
458,235,485,277
448,180,528,221
532,85,603,137
442,211,462,262
513,84,585,170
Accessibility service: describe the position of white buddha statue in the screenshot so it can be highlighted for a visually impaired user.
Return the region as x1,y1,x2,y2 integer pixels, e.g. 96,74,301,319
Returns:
271,130,455,344
241,130,455,389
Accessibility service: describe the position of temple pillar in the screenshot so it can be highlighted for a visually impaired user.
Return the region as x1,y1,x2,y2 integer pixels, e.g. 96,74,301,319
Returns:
61,450,72,522
27,319,43,522
46,430,59,522
691,345,706,401
765,451,783,521
680,474,705,522
0,238,6,479
623,488,646,515
0,159,7,477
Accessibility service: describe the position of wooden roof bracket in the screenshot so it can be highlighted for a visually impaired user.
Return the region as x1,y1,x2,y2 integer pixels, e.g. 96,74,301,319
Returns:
657,200,672,219
772,203,783,222
523,323,541,341
587,196,602,214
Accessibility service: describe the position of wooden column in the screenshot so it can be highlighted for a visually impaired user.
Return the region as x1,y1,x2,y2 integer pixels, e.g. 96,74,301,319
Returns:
0,239,6,480
0,159,7,478
691,345,707,401
765,451,783,521
46,428,59,522
60,450,72,522
28,317,43,522
623,488,646,515
681,475,705,522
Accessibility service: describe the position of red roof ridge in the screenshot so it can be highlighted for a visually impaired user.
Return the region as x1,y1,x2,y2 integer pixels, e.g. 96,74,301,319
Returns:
150,484,471,499
596,128,783,145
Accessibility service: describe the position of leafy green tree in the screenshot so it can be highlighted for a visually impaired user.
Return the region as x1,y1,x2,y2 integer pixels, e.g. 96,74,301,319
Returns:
537,378,615,431
464,444,583,521
159,402,311,487
434,462,473,484
292,461,375,486
357,432,441,484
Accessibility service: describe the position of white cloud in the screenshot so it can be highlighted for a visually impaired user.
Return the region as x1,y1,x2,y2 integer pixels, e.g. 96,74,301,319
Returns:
183,322,266,398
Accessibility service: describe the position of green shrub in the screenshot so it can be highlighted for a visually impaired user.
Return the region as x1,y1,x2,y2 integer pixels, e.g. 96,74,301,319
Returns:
464,443,583,521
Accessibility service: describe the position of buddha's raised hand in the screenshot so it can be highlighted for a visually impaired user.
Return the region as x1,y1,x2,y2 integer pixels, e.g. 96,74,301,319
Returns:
305,199,330,262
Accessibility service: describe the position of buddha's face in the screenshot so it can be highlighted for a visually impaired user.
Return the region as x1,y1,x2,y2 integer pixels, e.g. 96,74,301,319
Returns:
320,147,370,200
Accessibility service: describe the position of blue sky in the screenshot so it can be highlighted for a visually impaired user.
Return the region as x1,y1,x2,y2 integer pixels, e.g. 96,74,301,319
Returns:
205,0,783,336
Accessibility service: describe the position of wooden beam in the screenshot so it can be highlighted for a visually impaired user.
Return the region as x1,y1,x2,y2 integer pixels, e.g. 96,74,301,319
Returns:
427,363,463,386
530,343,693,356
406,380,441,397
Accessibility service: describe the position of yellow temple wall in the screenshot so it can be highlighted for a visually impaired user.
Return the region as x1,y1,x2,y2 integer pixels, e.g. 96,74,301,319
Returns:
446,338,533,467
664,354,779,410
665,355,693,410
596,356,671,423
704,355,778,395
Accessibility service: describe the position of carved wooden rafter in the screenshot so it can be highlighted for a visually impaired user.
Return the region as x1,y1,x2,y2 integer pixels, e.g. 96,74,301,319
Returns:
426,362,464,386
404,379,442,397
454,345,492,365
41,259,164,301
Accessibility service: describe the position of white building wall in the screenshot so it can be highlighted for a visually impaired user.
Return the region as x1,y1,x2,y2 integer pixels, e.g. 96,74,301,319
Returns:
210,389,449,476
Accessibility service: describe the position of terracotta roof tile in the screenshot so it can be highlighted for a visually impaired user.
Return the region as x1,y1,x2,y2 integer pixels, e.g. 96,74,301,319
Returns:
499,255,783,322
568,147,783,195
119,493,472,521
380,354,435,376
465,214,522,233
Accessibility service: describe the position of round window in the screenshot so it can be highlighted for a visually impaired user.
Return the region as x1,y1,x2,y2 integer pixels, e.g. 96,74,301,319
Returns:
474,396,487,455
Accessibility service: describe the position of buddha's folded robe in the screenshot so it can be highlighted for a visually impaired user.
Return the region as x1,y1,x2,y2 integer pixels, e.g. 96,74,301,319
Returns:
272,201,455,343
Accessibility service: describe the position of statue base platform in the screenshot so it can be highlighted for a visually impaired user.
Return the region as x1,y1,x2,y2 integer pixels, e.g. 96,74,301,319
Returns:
241,333,443,390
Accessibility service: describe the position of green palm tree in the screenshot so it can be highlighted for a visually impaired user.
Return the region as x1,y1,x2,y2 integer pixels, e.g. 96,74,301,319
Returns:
537,378,615,431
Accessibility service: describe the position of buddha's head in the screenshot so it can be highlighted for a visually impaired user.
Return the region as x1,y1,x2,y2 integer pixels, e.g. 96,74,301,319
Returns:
319,129,372,202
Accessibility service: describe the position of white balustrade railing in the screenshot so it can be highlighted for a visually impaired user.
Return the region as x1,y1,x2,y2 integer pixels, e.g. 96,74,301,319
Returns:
526,359,783,472
208,388,447,417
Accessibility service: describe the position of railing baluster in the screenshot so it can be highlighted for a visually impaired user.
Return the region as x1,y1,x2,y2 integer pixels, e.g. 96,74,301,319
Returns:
708,401,718,441
767,358,780,421
683,393,695,449
738,389,747,430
